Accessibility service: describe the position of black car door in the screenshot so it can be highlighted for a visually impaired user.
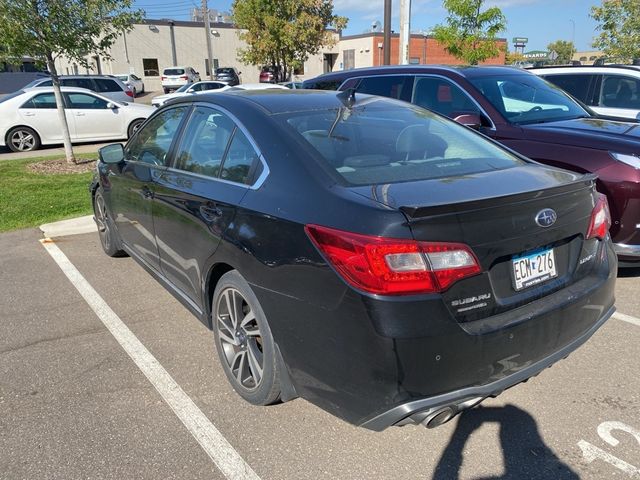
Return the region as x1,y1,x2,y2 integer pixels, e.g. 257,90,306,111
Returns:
107,105,189,270
152,105,263,307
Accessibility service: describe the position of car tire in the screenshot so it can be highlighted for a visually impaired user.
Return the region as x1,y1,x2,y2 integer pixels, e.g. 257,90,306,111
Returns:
127,119,145,138
93,188,126,257
212,270,282,406
6,126,40,152
132,87,137,97
163,88,169,94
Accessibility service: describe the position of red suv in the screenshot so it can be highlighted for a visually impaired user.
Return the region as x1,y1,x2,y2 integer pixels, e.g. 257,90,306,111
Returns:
303,66,640,266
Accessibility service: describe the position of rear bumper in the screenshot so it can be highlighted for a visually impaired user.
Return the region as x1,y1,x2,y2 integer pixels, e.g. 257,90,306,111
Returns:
360,303,615,431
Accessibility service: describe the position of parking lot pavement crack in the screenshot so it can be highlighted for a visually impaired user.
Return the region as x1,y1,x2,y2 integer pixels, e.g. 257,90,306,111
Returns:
0,327,106,356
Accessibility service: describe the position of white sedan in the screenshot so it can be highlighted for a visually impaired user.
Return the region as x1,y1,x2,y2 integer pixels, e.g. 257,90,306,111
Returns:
151,80,230,107
115,73,145,96
0,87,154,152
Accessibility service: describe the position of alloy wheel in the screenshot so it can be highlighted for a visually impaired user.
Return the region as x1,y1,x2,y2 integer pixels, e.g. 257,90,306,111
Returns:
94,194,111,251
10,130,36,151
215,287,264,391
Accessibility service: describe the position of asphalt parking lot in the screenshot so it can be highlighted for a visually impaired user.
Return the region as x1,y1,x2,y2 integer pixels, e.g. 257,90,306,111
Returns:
1,228,639,480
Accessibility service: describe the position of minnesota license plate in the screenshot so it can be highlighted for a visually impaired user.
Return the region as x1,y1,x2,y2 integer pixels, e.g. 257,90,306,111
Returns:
512,248,557,291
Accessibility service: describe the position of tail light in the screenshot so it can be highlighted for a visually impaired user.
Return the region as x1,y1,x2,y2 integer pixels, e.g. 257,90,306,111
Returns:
125,89,134,97
180,75,188,80
305,225,481,295
586,194,611,240
161,76,166,81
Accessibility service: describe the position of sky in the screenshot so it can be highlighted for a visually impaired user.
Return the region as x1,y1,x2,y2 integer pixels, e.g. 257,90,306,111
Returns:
134,0,601,52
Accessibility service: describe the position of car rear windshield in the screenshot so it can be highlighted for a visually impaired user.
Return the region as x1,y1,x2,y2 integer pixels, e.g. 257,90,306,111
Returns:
468,74,589,125
116,75,128,81
164,68,185,76
216,68,234,74
279,99,525,186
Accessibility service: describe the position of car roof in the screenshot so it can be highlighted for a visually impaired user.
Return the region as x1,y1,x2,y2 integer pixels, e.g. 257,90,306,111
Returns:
169,89,389,115
304,64,532,83
23,86,105,93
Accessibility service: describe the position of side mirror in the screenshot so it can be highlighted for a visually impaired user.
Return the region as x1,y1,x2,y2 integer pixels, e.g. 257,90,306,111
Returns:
106,102,118,110
238,71,242,75
187,88,194,93
195,71,200,75
99,144,124,164
453,113,482,130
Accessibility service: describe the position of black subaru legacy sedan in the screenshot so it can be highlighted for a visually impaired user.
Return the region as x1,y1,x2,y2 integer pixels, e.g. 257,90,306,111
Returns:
92,90,616,430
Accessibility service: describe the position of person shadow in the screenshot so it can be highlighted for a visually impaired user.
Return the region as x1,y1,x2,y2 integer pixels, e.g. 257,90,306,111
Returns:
433,404,579,480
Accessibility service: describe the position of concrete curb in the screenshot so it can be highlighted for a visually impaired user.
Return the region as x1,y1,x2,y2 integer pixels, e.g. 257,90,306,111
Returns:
39,215,97,238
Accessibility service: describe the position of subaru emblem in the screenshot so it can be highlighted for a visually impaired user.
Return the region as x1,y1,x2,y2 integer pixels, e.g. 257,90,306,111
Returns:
535,209,557,228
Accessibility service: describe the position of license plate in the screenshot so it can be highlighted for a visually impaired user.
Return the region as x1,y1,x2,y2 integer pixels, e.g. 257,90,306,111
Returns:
512,248,557,291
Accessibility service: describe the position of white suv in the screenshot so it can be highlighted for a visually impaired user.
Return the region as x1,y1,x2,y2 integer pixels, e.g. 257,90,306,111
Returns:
530,65,640,120
161,66,200,93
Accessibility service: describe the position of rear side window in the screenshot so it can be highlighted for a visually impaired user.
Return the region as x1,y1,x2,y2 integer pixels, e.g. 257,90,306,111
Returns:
61,78,94,90
94,78,122,92
174,107,235,177
220,130,259,185
543,74,593,104
599,75,640,109
21,93,57,109
356,75,413,102
164,68,185,76
280,99,523,186
412,77,480,117
126,107,188,165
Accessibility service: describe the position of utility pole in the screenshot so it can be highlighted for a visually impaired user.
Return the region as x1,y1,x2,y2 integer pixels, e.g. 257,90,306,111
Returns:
383,0,391,65
399,0,411,64
203,0,214,79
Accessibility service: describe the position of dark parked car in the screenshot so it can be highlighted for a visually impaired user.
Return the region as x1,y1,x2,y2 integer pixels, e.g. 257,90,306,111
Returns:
92,90,616,430
303,66,640,266
214,67,241,86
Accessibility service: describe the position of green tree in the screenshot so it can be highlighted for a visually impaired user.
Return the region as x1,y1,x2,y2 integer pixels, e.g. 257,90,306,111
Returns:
232,0,347,82
547,40,576,65
433,0,506,65
591,0,640,62
505,50,524,65
0,0,142,163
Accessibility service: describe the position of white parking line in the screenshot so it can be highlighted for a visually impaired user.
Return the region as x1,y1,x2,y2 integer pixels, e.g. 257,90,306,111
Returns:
613,312,640,328
40,238,261,480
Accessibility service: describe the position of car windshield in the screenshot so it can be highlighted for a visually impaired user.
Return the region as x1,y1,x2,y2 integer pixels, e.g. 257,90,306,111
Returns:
279,98,525,186
23,79,45,88
175,83,192,93
116,75,128,81
165,68,185,76
468,74,589,124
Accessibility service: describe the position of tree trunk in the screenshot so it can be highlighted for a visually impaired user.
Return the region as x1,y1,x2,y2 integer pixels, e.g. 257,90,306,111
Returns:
45,54,75,164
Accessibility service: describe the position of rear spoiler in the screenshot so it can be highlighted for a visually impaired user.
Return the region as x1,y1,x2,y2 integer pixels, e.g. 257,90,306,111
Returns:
400,174,598,220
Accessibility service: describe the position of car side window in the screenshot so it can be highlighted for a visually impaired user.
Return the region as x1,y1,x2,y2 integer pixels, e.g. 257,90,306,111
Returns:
543,74,594,104
203,83,223,90
356,75,413,101
220,129,259,185
21,93,58,109
174,106,235,177
94,78,121,92
65,92,109,109
61,78,94,90
125,106,188,165
38,80,53,87
412,77,480,117
599,75,640,109
190,83,203,92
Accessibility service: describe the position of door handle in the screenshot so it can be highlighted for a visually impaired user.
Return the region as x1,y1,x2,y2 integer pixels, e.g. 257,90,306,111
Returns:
23,112,35,117
76,112,85,116
200,205,222,221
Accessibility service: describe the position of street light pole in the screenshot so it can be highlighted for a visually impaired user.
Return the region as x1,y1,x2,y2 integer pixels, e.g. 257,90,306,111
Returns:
203,0,214,79
399,0,411,65
383,0,391,65
569,18,576,64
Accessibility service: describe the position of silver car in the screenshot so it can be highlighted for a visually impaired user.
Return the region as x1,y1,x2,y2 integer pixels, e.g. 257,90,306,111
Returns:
23,75,134,103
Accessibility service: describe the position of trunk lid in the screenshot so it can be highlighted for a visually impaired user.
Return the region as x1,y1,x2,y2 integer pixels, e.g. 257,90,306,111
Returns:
350,164,600,322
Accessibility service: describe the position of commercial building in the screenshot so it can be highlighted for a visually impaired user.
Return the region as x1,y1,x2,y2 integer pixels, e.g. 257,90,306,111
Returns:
54,19,506,92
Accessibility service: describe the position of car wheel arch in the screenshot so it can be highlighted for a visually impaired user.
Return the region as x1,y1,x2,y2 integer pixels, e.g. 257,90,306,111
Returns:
204,262,235,329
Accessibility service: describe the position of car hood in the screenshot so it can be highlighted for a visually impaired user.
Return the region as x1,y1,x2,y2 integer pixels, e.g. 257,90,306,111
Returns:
348,164,586,213
122,103,155,113
521,117,640,152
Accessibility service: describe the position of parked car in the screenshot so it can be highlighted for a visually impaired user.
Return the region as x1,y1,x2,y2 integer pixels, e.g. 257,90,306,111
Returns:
259,66,279,83
214,67,241,86
530,65,640,120
303,65,640,266
225,83,289,92
161,66,200,93
0,87,153,152
92,90,615,430
23,75,134,103
151,81,230,107
115,73,145,96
